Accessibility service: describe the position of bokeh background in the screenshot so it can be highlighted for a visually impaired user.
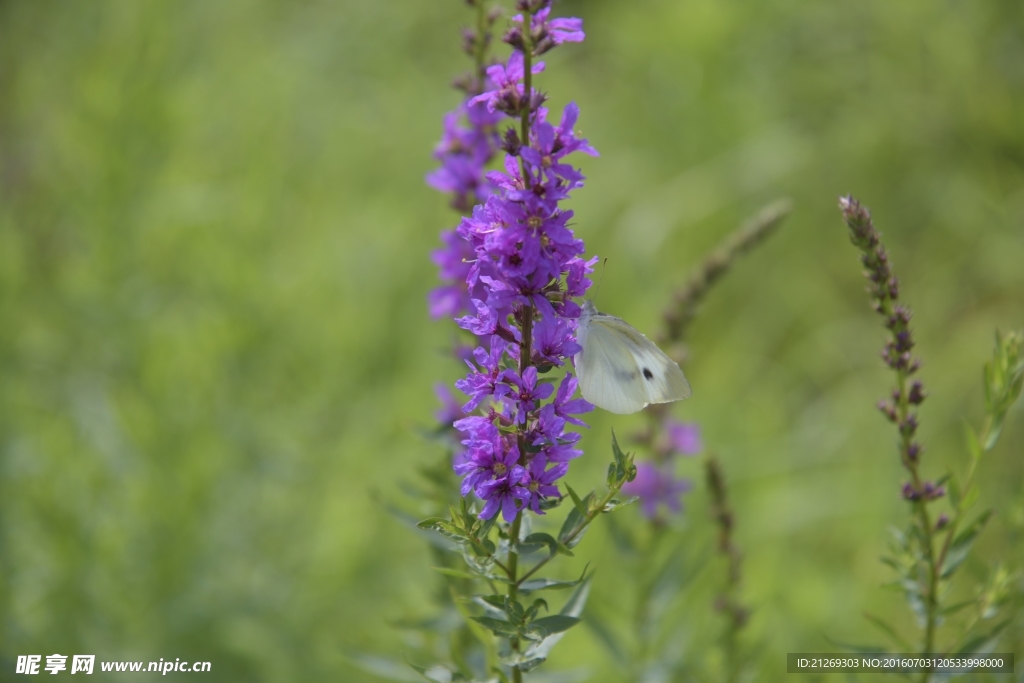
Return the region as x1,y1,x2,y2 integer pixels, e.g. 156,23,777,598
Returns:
1,0,1022,680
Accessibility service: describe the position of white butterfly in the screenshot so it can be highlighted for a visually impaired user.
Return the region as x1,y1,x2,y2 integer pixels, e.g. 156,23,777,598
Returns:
573,300,692,414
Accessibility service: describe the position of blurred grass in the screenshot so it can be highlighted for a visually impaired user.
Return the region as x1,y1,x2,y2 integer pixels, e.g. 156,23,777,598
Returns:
1,0,1022,681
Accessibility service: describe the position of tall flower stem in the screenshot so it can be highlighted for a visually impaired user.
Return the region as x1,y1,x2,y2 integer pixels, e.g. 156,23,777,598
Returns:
517,7,534,180
660,199,791,349
508,511,524,682
705,455,747,683
508,9,533,680
839,196,939,681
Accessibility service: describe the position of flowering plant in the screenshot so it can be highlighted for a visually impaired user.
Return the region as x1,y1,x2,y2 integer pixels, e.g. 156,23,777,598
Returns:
416,2,646,680
840,197,1022,680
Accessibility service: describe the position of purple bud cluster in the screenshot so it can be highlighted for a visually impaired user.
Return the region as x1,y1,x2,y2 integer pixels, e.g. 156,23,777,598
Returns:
433,3,596,521
428,8,505,320
901,480,945,502
623,462,693,520
626,418,702,520
840,196,930,498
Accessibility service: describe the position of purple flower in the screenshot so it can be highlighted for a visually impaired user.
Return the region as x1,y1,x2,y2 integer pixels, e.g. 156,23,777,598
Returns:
516,8,586,54
469,51,546,115
521,458,568,513
455,337,510,412
553,373,593,426
531,315,581,367
622,463,693,520
479,473,530,522
665,420,702,456
504,366,554,423
453,421,524,497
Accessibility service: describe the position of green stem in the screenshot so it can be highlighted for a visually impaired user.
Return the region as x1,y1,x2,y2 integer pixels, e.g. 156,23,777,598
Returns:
881,311,937,681
517,480,625,587
508,511,523,683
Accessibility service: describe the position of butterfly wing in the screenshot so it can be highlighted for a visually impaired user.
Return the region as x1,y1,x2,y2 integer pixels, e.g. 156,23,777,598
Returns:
576,318,651,414
576,313,691,414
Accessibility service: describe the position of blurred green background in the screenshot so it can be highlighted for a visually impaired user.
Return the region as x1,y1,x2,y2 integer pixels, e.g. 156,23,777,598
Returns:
1,0,1022,680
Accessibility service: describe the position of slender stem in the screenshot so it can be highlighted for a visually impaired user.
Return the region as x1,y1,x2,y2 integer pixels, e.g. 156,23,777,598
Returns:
660,199,791,346
518,9,534,181
473,2,489,94
517,481,624,587
509,296,530,683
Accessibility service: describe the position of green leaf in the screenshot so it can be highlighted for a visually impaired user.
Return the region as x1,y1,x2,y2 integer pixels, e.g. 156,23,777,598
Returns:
345,653,423,682
601,496,639,513
519,577,584,593
524,597,549,622
471,616,520,638
941,509,993,579
608,429,636,484
430,567,481,581
528,615,582,638
504,596,525,622
419,517,470,542
824,636,889,655
939,599,977,617
584,611,630,668
960,483,980,512
558,492,594,549
519,566,589,594
517,532,558,557
473,511,498,540
947,471,962,510
523,576,592,661
983,416,1004,452
565,484,588,516
407,662,463,683
610,429,627,469
417,517,448,530
499,652,547,673
956,618,1010,655
964,423,982,462
479,594,507,611
863,612,911,651
472,596,509,620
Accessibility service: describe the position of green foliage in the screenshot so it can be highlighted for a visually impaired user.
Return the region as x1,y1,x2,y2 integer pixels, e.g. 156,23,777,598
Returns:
1,1,1023,682
411,436,637,679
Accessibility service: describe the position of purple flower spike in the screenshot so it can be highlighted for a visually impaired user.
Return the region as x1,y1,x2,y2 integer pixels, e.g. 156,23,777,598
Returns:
623,463,693,520
429,2,594,515
665,420,702,456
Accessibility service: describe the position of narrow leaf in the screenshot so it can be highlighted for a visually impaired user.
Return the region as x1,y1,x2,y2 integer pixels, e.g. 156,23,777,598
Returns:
941,509,993,579
528,615,582,637
518,532,559,557
519,566,589,594
956,618,1010,655
346,654,423,682
863,612,912,651
430,567,481,581
565,484,587,516
471,616,520,638
522,576,592,661
601,496,639,513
